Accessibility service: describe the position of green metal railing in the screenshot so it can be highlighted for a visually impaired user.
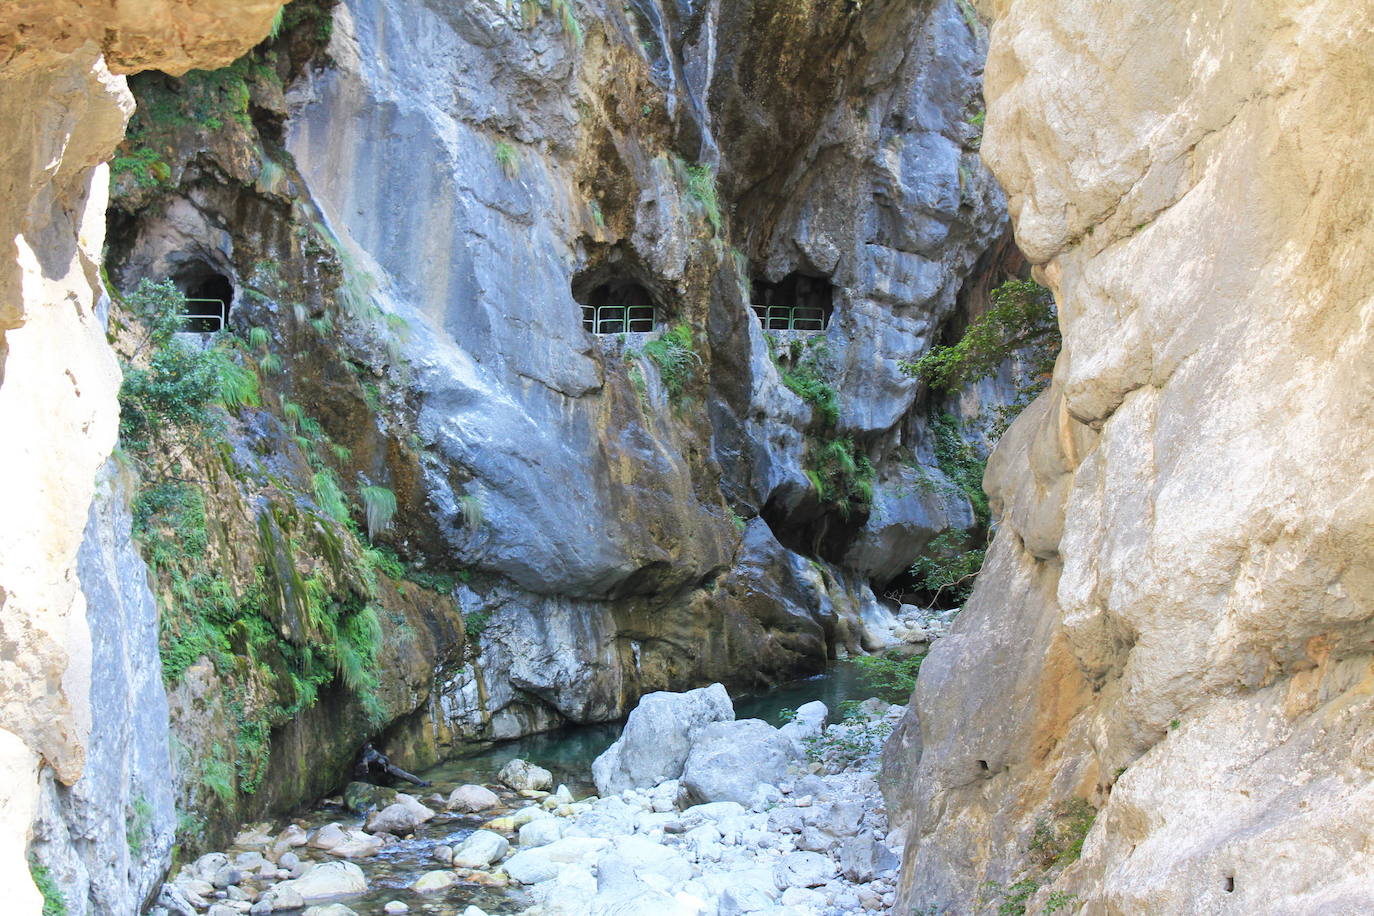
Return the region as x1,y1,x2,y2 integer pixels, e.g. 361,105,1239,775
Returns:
582,305,655,334
752,304,825,331
180,298,227,333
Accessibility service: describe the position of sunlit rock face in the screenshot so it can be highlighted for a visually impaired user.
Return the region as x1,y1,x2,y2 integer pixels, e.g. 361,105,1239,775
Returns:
888,1,1374,912
268,0,1005,738
0,2,283,910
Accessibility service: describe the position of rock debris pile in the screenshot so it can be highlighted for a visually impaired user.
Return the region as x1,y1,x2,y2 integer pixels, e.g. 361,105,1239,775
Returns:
152,684,903,916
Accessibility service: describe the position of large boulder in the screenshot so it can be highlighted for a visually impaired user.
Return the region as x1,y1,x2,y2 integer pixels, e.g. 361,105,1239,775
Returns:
681,719,804,805
272,861,368,902
592,684,735,795
773,851,835,889
519,818,563,847
498,758,553,792
366,794,435,835
412,870,457,893
451,830,510,868
777,701,828,753
502,849,559,885
448,784,502,813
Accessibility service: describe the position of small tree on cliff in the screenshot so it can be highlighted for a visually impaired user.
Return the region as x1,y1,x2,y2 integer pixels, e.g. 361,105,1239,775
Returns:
902,278,1060,437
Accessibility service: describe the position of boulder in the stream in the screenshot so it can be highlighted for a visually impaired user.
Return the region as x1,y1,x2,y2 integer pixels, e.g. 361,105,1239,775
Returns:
592,683,734,796
498,758,553,792
257,884,306,911
449,783,502,812
502,848,559,885
365,794,435,835
681,719,804,805
413,870,458,893
519,817,562,847
301,906,360,916
344,781,395,814
451,829,510,867
272,860,368,901
328,829,384,858
309,823,348,850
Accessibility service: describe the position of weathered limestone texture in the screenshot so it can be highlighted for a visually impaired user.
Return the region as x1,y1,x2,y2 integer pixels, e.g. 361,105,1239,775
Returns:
0,2,283,911
891,1,1374,912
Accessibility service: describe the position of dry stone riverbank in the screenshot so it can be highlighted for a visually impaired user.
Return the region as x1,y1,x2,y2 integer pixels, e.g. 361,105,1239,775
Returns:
152,683,906,916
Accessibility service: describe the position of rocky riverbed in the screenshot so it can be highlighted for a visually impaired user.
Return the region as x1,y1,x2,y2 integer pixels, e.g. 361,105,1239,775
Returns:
151,685,906,916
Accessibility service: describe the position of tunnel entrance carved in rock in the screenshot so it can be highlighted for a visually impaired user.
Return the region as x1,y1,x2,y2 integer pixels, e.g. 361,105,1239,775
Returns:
751,273,834,332
579,279,657,334
177,266,234,333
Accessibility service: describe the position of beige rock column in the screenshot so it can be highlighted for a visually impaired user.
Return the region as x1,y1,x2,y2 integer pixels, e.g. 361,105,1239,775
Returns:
896,0,1374,911
0,3,284,910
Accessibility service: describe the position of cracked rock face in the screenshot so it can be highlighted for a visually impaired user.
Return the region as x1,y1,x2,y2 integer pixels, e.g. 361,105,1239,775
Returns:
890,0,1374,911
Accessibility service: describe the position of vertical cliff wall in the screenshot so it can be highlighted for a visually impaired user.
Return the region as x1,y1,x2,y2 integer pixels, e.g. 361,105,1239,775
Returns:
0,3,284,912
889,1,1374,912
92,0,1017,845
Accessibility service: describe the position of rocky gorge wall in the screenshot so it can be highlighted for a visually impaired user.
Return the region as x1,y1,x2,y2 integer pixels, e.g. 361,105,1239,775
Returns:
886,0,1374,912
1,0,1025,909
89,0,1018,861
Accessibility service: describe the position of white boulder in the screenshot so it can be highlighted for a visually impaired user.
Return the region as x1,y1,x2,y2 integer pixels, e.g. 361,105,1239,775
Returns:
591,684,734,796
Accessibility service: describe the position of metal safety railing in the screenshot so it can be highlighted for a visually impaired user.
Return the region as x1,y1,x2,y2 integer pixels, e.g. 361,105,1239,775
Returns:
582,305,656,334
180,298,227,333
751,305,826,332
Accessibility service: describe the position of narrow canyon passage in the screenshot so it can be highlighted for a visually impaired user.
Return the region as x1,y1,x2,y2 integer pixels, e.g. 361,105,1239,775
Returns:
2,0,1372,915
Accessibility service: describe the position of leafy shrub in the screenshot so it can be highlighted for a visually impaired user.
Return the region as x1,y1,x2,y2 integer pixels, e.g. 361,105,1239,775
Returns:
909,530,985,606
930,413,988,524
1028,798,1097,870
464,609,492,640
903,279,1058,394
854,651,924,703
117,279,259,453
111,146,172,188
980,878,1041,916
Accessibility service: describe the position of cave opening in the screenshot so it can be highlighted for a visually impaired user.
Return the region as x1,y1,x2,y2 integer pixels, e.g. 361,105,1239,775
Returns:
751,272,834,331
578,278,658,334
176,267,234,333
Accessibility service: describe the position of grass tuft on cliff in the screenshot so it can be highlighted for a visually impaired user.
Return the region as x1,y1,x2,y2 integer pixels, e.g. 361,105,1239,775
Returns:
643,323,699,402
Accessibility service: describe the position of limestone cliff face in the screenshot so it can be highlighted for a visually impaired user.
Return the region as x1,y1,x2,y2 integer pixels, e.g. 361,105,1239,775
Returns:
889,1,1374,912
0,3,283,912
98,0,1009,834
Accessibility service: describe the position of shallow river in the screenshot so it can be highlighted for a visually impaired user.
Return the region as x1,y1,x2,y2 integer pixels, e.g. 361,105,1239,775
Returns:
270,662,878,914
